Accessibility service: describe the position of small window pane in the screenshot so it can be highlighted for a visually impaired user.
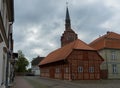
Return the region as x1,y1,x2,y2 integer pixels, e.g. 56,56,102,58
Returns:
65,67,69,73
78,66,83,73
112,64,117,74
89,67,94,73
111,51,116,60
56,68,60,73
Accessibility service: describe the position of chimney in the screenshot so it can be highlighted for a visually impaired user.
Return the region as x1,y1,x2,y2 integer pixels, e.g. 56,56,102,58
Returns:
107,31,110,34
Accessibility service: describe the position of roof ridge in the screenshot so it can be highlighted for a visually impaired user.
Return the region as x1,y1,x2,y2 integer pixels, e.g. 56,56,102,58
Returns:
89,31,120,50
72,39,78,49
89,33,107,45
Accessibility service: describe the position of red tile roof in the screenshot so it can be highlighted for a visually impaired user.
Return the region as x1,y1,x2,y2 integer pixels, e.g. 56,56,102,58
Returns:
89,32,120,50
39,39,95,66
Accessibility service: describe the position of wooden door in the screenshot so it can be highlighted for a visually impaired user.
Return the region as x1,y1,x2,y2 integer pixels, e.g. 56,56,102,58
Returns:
61,68,64,79
50,68,55,78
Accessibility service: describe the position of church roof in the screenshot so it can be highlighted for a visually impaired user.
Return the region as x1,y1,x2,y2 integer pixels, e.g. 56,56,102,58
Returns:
39,39,95,66
89,31,120,50
66,7,70,20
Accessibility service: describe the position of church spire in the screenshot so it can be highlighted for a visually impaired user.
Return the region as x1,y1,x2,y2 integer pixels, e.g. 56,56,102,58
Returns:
65,2,71,30
61,2,78,47
66,6,70,21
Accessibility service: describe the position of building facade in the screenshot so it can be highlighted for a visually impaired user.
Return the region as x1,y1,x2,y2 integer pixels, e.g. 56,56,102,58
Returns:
31,56,44,75
89,32,120,79
0,0,15,88
39,39,104,80
39,6,104,80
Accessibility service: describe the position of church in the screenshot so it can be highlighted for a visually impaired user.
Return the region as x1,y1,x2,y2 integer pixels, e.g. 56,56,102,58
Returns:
39,6,104,80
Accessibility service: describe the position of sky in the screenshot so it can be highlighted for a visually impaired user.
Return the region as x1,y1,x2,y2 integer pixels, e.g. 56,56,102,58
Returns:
13,0,120,62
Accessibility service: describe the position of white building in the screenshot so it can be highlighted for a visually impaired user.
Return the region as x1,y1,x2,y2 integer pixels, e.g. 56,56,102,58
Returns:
0,0,15,88
31,56,44,75
89,32,120,79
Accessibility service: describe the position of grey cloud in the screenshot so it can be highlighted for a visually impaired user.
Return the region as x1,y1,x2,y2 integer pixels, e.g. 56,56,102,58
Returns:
69,1,114,43
14,0,120,61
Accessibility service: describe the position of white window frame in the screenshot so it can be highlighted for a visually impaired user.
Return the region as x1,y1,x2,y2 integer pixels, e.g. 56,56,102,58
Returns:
111,51,116,60
56,68,60,73
89,67,94,73
78,66,83,73
65,67,69,73
112,64,117,74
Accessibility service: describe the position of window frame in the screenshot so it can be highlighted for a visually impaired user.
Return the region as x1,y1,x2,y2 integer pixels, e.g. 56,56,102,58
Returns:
89,67,94,73
112,64,117,74
55,68,60,73
111,51,116,60
65,67,69,73
78,66,83,73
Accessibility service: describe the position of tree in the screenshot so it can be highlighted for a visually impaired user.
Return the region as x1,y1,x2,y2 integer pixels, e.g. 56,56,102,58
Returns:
15,50,29,73
27,68,32,73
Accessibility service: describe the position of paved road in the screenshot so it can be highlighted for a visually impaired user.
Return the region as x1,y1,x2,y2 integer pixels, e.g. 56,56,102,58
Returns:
24,76,120,88
15,76,33,88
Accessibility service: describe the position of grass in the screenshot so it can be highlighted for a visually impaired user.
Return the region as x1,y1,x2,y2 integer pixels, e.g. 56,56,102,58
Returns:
24,76,48,88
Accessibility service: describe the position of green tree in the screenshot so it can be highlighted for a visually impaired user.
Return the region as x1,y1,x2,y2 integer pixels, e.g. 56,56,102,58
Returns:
27,68,32,73
16,50,29,73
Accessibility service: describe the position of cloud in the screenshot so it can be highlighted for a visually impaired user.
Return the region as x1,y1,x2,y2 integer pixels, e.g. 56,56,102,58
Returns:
13,0,120,62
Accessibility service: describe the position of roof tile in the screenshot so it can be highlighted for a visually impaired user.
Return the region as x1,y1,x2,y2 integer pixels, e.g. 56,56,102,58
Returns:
39,39,95,66
89,32,120,50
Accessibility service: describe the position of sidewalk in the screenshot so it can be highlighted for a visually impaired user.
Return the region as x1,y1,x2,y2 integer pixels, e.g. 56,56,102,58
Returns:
14,76,33,88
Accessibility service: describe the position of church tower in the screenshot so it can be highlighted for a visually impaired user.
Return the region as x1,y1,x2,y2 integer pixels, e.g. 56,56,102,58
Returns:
61,5,78,47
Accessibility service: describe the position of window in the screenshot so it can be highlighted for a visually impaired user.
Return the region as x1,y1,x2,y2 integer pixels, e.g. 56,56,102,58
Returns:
78,66,83,73
111,51,116,60
65,67,69,73
56,68,60,73
46,69,49,73
89,67,94,73
112,64,117,74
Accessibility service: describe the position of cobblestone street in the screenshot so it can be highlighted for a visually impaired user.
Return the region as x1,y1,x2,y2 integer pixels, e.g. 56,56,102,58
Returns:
15,76,120,88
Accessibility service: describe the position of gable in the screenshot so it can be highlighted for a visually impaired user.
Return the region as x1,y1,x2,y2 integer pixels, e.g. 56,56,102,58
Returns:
68,49,104,62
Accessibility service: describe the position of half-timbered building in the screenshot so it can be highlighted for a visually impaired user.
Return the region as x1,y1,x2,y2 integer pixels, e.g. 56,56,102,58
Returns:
39,39,104,80
39,6,104,80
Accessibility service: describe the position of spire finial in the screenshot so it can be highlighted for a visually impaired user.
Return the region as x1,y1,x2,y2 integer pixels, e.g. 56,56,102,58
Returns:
65,0,71,30
66,0,68,7
65,0,70,20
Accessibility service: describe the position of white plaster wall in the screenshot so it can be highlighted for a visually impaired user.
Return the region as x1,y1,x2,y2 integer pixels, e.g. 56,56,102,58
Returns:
0,42,7,87
32,66,40,75
0,42,3,86
99,49,120,79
